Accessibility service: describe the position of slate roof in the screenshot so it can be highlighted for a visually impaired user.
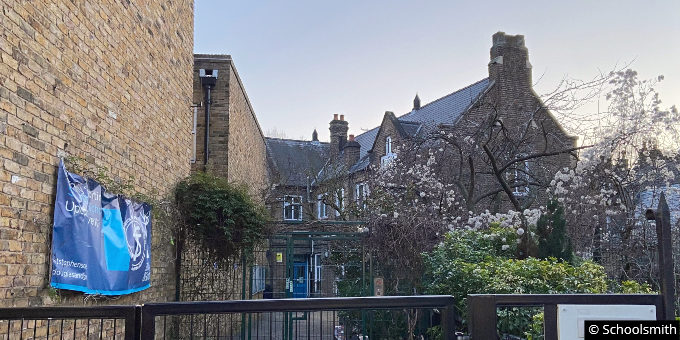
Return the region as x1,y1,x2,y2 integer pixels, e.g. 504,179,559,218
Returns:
268,78,493,181
265,138,329,187
354,78,490,160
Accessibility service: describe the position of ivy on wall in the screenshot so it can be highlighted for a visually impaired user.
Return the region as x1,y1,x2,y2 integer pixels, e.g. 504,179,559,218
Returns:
174,172,270,262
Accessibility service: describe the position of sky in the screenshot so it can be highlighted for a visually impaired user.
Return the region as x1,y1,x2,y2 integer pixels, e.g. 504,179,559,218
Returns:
194,0,680,142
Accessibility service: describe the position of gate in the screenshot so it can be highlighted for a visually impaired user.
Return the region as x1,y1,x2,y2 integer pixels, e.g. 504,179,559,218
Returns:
245,221,374,339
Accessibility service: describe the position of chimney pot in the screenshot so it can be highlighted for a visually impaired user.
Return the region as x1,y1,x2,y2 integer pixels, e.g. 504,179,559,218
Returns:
340,114,345,121
349,134,355,141
333,114,339,120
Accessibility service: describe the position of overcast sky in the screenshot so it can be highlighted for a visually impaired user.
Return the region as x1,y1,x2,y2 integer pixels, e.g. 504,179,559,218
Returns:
194,0,680,142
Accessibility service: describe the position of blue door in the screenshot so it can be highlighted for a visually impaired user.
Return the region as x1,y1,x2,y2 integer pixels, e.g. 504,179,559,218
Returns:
293,262,308,298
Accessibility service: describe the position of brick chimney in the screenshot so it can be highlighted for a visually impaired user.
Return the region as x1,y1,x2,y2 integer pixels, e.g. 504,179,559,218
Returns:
343,134,361,168
488,32,532,92
329,114,348,161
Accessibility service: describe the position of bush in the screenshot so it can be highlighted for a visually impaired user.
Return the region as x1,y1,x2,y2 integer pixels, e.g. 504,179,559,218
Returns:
424,228,607,337
424,227,654,337
174,172,269,261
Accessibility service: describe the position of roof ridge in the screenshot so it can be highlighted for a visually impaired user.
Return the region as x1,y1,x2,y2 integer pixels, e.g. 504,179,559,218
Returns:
398,120,421,125
354,78,489,141
265,137,329,144
399,78,489,118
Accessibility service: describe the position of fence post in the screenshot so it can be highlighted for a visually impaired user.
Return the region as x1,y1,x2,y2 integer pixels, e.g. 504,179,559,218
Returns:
543,304,558,340
468,295,497,340
123,305,141,340
647,192,675,320
140,305,156,340
441,301,457,340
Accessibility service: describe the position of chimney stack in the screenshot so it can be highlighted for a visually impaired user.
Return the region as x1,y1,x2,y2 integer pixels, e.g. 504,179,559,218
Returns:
488,32,532,90
344,134,361,168
329,114,348,161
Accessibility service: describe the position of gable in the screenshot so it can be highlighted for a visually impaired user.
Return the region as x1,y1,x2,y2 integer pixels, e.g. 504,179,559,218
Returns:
369,112,409,155
353,78,491,161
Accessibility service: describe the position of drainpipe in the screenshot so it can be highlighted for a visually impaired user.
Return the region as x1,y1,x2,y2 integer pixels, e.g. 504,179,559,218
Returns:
199,69,218,165
190,103,201,164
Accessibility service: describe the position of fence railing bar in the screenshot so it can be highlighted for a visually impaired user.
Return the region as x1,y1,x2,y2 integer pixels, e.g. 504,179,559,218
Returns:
470,293,662,306
141,295,456,316
0,305,138,320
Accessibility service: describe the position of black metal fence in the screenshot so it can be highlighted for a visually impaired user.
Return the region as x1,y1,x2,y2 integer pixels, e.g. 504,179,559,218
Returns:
142,295,457,339
467,294,663,340
0,305,138,340
0,295,456,340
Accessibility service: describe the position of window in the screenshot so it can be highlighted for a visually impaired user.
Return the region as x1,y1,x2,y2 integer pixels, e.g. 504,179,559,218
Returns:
251,266,266,294
317,194,329,219
283,195,302,220
381,153,396,167
355,183,368,209
381,136,396,167
508,160,530,196
313,253,322,293
335,188,345,216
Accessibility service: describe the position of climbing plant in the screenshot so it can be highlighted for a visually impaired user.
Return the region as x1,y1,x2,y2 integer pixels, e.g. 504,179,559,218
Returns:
174,172,270,262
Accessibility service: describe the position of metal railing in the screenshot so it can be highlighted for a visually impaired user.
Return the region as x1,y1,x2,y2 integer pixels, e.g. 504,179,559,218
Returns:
142,295,457,339
0,295,457,339
467,294,663,340
0,305,139,340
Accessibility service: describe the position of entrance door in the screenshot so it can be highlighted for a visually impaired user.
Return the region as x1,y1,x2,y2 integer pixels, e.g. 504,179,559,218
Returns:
293,262,308,298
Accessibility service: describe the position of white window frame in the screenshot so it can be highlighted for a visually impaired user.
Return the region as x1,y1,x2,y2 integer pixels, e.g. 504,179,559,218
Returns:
283,195,303,220
251,266,266,294
381,136,396,167
355,183,368,209
317,194,329,219
313,253,322,293
335,188,345,217
511,160,530,196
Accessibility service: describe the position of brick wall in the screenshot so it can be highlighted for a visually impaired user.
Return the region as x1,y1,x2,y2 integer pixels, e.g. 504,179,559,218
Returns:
192,55,268,199
192,55,230,177
226,62,268,198
0,1,194,307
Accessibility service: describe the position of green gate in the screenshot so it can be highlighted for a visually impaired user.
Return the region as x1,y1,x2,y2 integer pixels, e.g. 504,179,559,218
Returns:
245,221,374,339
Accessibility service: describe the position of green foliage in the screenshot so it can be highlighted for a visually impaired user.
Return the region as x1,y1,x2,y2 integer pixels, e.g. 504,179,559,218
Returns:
424,227,655,337
525,311,544,340
174,172,269,262
423,228,607,336
536,200,573,263
614,280,655,294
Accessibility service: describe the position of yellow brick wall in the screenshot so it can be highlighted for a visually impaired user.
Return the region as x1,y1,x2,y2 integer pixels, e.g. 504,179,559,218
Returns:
0,1,194,306
227,62,268,199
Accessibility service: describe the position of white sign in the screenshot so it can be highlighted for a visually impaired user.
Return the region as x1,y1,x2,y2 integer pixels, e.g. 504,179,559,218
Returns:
557,304,656,339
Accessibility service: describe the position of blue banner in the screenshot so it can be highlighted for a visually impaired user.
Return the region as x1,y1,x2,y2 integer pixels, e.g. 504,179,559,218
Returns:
51,160,151,295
